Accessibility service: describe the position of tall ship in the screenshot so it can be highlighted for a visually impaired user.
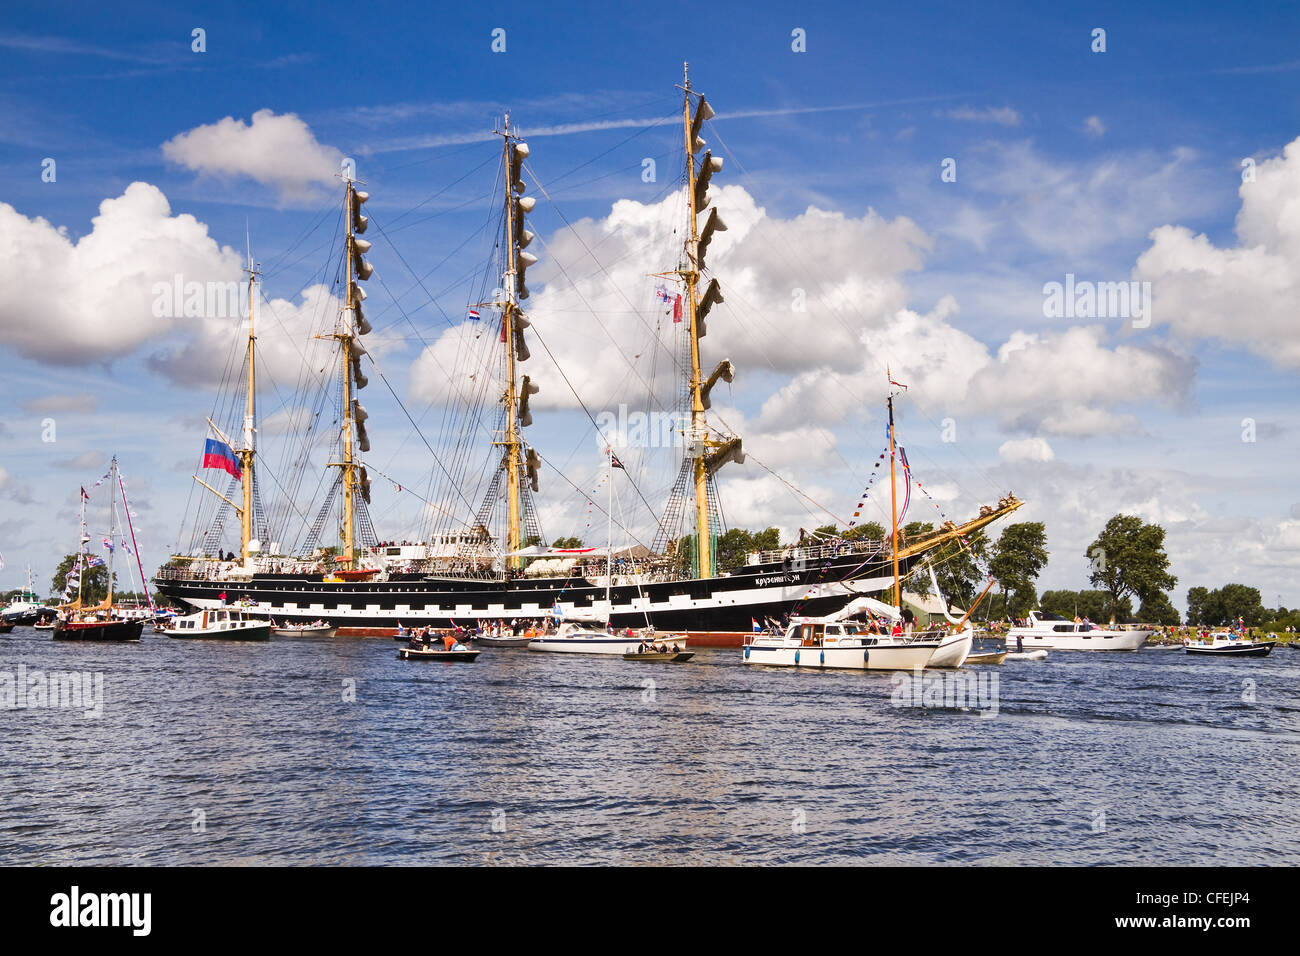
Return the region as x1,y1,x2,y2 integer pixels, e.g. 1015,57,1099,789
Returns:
154,69,1022,644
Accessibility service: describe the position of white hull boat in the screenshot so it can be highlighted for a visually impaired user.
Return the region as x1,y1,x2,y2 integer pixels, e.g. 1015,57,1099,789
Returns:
528,622,684,655
926,626,973,668
743,615,940,672
1006,610,1150,651
1006,649,1048,661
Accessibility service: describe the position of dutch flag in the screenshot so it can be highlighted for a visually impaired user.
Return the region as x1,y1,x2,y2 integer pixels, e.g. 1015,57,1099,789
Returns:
752,618,762,632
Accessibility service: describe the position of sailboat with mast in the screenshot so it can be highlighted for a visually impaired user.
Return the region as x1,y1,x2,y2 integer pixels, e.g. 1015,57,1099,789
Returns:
53,458,146,642
153,68,1023,644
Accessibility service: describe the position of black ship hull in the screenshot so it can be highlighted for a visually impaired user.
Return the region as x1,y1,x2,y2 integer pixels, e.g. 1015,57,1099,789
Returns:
52,619,145,642
154,549,919,646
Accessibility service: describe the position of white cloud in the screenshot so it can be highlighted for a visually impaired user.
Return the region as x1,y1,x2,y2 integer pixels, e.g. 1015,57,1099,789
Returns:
1135,135,1300,367
162,109,344,202
411,185,1194,444
1083,115,1106,137
999,437,1054,462
0,183,243,365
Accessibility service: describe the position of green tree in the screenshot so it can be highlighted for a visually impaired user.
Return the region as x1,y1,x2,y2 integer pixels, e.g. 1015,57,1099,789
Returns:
51,553,114,604
989,522,1049,619
844,521,886,541
1137,592,1180,625
1040,589,1132,623
551,536,583,548
1189,583,1266,627
1087,514,1177,620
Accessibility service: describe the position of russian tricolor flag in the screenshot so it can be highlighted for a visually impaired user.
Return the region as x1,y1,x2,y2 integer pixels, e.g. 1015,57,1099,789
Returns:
203,438,242,480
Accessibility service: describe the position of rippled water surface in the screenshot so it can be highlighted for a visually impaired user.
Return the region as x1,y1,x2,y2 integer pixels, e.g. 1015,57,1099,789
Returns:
2,627,1297,865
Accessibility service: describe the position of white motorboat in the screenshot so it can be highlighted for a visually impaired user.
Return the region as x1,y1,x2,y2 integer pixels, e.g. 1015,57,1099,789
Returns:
1006,610,1150,651
158,607,271,641
528,622,684,655
743,618,940,671
1006,649,1048,661
1184,632,1275,657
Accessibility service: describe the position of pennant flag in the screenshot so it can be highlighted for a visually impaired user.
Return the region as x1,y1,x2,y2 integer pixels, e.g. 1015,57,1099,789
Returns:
85,555,105,568
898,446,912,524
673,294,683,323
610,453,625,470
80,486,90,501
203,438,242,480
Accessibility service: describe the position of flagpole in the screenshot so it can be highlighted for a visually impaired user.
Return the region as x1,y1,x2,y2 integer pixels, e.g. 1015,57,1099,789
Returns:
606,446,614,623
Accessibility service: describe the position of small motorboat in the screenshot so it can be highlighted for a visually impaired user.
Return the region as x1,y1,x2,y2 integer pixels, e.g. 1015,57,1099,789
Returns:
965,650,1007,665
270,621,338,638
1006,649,1048,661
477,634,535,647
0,621,14,634
1184,633,1275,657
623,649,695,662
398,645,479,662
33,619,57,631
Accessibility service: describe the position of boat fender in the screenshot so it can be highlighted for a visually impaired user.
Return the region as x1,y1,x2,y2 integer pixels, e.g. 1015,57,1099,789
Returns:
863,648,870,664
794,649,800,665
743,645,750,660
819,650,825,666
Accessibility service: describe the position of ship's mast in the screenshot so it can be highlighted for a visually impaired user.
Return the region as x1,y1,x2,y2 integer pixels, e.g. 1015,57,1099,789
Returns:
329,174,373,570
239,262,258,563
888,394,901,608
681,65,712,580
107,457,117,606
502,114,523,566
492,115,540,570
671,64,740,578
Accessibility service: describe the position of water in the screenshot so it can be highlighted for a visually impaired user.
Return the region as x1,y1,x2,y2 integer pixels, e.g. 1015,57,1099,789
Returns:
2,628,1297,865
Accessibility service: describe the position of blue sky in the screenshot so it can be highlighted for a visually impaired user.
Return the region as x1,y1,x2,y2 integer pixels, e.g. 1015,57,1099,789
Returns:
1,1,1299,611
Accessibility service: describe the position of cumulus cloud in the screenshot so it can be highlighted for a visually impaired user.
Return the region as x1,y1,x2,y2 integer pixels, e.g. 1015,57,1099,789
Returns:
411,184,1194,445
1083,115,1106,137
1135,135,1300,367
999,437,1054,462
162,109,344,202
0,183,243,365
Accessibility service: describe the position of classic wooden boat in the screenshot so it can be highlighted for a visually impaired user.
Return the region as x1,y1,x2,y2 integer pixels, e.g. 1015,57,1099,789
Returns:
53,616,144,642
398,645,479,662
477,634,535,647
622,649,695,662
270,622,338,638
1184,633,1275,657
965,650,1007,665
